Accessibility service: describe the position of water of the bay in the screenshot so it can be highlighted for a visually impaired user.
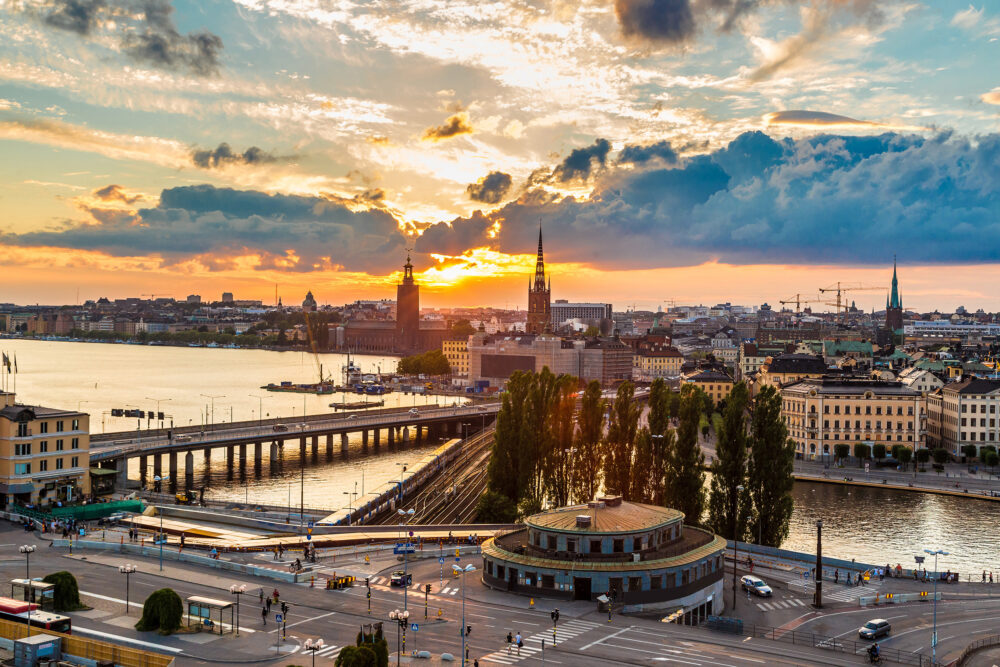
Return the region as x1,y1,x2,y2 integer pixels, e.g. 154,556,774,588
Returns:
3,339,997,571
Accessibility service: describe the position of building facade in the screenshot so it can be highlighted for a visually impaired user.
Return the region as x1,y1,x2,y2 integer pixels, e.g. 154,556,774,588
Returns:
481,496,726,620
551,301,612,325
754,354,829,395
781,378,925,461
634,345,683,382
526,227,551,335
442,338,470,376
926,378,1000,455
682,369,734,404
467,332,633,387
737,342,766,383
0,392,91,507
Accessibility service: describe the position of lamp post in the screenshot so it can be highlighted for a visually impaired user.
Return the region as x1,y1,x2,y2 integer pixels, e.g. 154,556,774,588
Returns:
19,545,35,636
229,584,247,636
200,394,225,433
732,484,744,606
389,609,410,666
304,638,325,667
153,481,168,571
119,564,136,615
344,491,356,526
924,548,949,663
814,519,823,608
144,396,172,431
249,394,267,430
453,564,476,667
397,508,415,611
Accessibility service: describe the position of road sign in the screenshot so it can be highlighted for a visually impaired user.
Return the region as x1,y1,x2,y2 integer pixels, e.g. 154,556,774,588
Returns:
455,557,460,562
308,520,314,528
306,534,312,541
275,613,283,623
411,623,419,632
438,557,445,564
409,531,414,537
865,463,870,473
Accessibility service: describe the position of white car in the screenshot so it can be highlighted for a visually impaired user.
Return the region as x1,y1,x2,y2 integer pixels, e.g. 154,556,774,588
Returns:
409,408,419,415
740,575,773,597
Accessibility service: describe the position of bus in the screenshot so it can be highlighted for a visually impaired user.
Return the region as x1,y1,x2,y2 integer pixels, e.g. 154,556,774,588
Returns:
0,597,72,634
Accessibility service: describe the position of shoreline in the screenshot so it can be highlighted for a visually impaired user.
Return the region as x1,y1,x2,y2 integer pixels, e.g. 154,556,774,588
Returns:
794,473,1000,503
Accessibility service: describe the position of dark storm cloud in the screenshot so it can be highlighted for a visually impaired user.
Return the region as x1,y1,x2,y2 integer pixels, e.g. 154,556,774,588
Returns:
93,184,140,204
553,138,611,182
414,211,494,256
4,184,407,273
420,130,1000,270
617,140,679,165
43,0,106,35
467,171,513,204
422,113,473,141
614,0,696,44
33,0,223,76
191,143,278,169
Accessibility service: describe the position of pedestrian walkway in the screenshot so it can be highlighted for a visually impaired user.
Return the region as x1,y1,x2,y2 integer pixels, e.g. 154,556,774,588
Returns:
756,598,808,612
479,619,601,665
788,577,884,603
287,636,342,661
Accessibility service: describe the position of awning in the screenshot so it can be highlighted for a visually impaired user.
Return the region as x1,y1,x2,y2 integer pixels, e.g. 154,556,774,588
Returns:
0,483,35,494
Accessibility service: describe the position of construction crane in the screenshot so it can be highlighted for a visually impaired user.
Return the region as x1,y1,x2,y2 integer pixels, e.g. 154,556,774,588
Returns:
779,294,821,314
818,283,886,322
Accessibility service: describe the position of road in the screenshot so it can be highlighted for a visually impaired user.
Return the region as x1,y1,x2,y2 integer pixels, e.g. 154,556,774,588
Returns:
0,524,868,667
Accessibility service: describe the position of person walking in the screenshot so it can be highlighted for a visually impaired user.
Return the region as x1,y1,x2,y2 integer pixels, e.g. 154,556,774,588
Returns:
515,632,522,656
983,570,987,583
506,632,513,654
834,569,839,584
266,597,272,613
259,588,265,604
261,606,268,625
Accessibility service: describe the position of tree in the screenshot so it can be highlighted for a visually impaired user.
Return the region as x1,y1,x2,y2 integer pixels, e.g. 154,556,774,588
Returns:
541,376,577,506
474,490,517,523
397,350,451,376
357,626,389,667
963,444,978,460
573,380,605,503
915,448,931,469
872,444,886,463
708,382,750,541
631,427,654,503
135,588,183,634
487,372,533,503
932,448,950,465
336,646,377,667
645,378,674,505
896,447,912,469
746,385,795,547
648,378,670,437
834,444,851,463
584,325,601,337
664,386,706,524
603,382,640,498
450,319,476,338
853,443,871,465
41,571,83,611
985,451,999,473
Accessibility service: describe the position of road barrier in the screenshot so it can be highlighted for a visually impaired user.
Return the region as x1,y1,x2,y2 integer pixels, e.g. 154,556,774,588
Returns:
0,617,173,667
860,591,940,606
953,633,1000,666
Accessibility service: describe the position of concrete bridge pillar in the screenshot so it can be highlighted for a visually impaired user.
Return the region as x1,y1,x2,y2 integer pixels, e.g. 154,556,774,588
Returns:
169,451,178,481
140,455,148,486
185,451,194,488
116,457,128,489
341,432,349,451
254,441,263,467
326,434,333,455
388,427,394,446
311,435,318,455
299,437,307,459
374,428,380,446
239,443,247,468
403,427,410,443
362,429,369,446
270,441,279,470
152,453,162,480
226,445,235,469
204,448,211,465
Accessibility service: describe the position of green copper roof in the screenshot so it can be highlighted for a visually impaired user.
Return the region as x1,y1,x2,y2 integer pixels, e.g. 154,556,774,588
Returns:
889,258,901,309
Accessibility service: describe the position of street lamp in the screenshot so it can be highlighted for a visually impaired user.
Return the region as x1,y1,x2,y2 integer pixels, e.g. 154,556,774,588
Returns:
388,609,410,666
249,394,268,429
452,564,476,667
229,584,247,636
732,484,744,606
304,638,325,667
200,394,225,432
152,483,169,571
19,545,35,635
144,397,172,430
119,564,136,615
924,548,949,663
344,491,356,526
397,508,415,610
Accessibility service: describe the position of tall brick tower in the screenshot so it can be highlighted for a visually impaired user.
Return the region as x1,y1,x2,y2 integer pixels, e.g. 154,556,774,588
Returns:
526,225,551,334
396,251,420,352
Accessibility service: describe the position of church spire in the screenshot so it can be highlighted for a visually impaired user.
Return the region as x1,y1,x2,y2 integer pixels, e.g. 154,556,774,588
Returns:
889,255,900,309
533,222,546,291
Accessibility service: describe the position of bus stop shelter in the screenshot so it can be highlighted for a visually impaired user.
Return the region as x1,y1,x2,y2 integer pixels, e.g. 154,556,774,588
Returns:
10,580,55,611
186,596,235,635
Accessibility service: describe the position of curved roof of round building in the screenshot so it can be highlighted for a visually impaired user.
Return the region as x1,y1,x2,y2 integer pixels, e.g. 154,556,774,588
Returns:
526,497,683,535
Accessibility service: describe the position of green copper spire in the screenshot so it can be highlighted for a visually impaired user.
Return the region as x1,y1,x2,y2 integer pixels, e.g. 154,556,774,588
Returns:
889,256,901,309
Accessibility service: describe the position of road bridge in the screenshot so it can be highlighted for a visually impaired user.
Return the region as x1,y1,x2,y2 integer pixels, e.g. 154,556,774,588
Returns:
89,403,498,490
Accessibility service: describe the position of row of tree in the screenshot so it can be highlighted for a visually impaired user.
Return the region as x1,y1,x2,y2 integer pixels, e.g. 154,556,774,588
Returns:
397,349,451,375
479,370,797,547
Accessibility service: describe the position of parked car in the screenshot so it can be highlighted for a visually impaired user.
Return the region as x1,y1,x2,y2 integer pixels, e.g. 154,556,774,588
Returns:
740,575,773,597
859,619,891,640
272,424,289,432
390,571,412,587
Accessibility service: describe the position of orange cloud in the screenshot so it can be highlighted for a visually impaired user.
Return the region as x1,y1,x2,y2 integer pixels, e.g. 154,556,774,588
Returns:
422,112,473,142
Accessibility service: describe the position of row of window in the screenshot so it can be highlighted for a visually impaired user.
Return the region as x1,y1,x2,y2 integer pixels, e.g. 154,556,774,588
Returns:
484,555,722,592
963,432,997,442
793,432,914,442
12,438,81,456
15,419,80,437
787,402,916,416
13,456,81,474
961,404,998,414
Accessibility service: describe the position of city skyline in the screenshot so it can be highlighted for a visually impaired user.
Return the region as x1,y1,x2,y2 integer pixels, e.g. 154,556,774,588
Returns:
2,1,1000,308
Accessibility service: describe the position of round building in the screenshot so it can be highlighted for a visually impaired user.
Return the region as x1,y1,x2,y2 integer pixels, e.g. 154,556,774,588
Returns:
481,496,726,621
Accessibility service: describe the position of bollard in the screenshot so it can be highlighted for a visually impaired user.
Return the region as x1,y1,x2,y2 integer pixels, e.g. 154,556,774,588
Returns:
311,576,315,588
529,598,535,609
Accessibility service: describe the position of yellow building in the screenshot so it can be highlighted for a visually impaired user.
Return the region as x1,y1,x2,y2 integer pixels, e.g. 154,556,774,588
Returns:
754,354,828,396
682,369,734,405
634,345,683,381
0,391,91,507
442,338,469,376
781,378,925,461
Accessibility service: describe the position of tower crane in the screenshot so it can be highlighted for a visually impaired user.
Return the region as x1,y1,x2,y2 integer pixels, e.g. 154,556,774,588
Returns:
779,294,821,314
818,283,886,322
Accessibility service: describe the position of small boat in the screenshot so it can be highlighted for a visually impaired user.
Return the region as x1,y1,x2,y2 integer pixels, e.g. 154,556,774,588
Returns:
262,381,336,395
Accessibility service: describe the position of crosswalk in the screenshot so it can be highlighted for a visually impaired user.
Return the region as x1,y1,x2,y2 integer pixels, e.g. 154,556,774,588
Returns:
289,639,342,662
787,577,882,603
755,598,808,612
480,619,602,665
366,576,461,595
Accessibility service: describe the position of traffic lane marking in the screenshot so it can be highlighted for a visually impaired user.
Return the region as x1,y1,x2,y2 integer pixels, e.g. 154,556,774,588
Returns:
600,631,766,663
879,614,1000,646
580,626,632,650
596,642,704,665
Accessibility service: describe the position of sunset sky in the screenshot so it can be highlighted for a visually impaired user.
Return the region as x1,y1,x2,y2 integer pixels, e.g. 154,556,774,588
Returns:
1,0,999,311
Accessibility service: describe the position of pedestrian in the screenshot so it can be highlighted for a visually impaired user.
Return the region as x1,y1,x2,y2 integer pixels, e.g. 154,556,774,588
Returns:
515,632,522,656
259,588,265,604
474,658,479,667
262,606,267,625
991,572,994,584
506,632,513,654
984,570,987,583
834,569,839,584
273,588,280,603
266,597,272,613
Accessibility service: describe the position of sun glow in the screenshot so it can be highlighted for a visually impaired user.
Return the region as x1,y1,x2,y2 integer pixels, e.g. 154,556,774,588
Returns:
415,247,538,287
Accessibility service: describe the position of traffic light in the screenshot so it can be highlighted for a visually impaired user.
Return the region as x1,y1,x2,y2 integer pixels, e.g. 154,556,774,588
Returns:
281,602,288,615
158,411,165,420
551,609,560,624
425,584,431,594
365,577,370,588
466,625,472,637
455,548,460,557
367,590,372,599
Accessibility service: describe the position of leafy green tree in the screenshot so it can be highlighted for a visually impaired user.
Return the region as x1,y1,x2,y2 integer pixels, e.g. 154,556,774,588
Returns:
573,380,605,503
708,382,750,541
450,319,476,338
834,444,850,463
518,368,560,502
603,381,640,498
487,372,532,502
932,448,950,465
336,645,377,667
962,444,978,460
648,378,670,437
41,571,83,611
896,447,912,469
474,490,518,523
357,626,389,667
584,325,601,337
853,443,871,465
541,376,577,506
915,448,931,469
664,386,706,523
746,385,795,547
135,588,183,635
397,350,451,375
872,444,886,463
631,427,654,503
985,451,999,473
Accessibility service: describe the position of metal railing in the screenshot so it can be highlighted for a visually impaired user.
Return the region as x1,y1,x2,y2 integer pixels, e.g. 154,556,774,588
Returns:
954,633,1000,666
